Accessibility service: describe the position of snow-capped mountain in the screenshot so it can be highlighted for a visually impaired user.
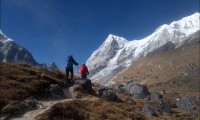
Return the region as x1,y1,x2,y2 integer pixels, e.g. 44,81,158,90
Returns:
0,30,58,70
86,12,200,84
40,62,59,71
0,31,38,65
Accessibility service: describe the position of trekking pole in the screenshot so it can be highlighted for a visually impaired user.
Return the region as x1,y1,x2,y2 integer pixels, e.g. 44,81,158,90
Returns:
76,65,79,78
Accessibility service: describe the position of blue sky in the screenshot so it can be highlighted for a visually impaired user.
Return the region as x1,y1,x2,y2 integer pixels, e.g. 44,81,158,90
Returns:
1,0,199,70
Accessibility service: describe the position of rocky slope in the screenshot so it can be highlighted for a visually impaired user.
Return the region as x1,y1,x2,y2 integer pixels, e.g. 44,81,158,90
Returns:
0,63,145,120
0,31,58,70
0,62,66,119
0,62,199,120
109,32,200,119
112,31,200,110
86,12,200,84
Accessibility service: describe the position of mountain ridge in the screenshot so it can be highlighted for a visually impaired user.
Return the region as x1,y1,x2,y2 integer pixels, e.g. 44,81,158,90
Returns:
86,12,200,84
0,31,58,70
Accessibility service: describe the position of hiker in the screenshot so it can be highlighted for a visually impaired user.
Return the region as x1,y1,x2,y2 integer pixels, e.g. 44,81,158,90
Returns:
80,63,89,79
66,55,78,84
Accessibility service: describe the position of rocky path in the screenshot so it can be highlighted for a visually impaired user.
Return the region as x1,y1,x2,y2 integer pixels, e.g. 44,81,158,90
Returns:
11,98,72,120
11,88,72,120
10,88,98,120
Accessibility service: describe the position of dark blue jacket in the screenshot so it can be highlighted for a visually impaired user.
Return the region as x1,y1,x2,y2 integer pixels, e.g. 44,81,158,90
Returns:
66,56,78,68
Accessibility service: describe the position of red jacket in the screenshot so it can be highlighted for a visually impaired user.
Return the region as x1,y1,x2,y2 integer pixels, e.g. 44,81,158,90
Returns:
80,64,89,76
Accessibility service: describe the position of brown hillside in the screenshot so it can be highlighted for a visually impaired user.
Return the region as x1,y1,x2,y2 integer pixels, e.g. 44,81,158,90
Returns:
0,63,66,114
18,42,200,120
113,43,200,97
36,99,145,120
111,43,200,120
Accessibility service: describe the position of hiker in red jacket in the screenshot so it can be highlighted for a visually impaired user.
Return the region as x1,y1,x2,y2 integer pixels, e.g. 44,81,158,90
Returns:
80,63,89,79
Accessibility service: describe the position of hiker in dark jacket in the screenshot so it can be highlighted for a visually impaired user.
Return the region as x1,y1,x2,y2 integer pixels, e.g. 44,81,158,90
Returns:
66,55,78,84
80,63,89,79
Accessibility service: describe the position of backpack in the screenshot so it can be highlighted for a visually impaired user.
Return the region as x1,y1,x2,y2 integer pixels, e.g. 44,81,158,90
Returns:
80,64,86,75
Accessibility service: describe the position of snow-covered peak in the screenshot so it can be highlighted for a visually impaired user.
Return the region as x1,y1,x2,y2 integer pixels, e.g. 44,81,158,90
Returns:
0,31,7,40
106,34,127,42
153,13,199,37
0,31,12,42
0,31,58,70
171,12,199,26
138,12,200,48
168,12,199,35
86,34,128,69
103,34,128,48
86,12,200,85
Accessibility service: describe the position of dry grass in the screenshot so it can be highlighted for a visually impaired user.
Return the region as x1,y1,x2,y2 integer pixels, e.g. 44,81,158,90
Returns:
114,44,200,96
1,43,199,120
113,43,200,119
0,63,66,114
36,99,145,120
34,43,199,120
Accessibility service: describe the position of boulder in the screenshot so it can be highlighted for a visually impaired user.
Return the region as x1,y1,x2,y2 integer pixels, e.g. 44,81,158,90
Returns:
150,92,163,100
2,97,42,117
98,87,121,102
25,96,42,109
69,84,85,99
114,82,129,94
73,79,93,92
142,105,156,116
126,82,149,99
176,95,199,113
50,84,65,98
12,102,29,115
149,100,171,113
2,102,29,116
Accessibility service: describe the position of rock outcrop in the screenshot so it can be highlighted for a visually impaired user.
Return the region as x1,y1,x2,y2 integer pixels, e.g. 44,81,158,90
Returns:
50,84,65,98
176,95,199,113
126,81,150,99
98,87,121,102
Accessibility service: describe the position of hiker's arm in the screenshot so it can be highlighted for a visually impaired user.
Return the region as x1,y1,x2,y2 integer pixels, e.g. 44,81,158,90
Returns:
73,59,78,65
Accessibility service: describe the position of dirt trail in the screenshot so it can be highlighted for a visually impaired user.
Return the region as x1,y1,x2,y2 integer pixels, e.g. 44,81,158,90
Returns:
11,99,72,120
11,88,72,120
10,88,98,120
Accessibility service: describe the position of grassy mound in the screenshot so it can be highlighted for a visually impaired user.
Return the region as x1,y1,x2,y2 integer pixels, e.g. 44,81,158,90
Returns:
36,99,145,120
0,63,66,114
